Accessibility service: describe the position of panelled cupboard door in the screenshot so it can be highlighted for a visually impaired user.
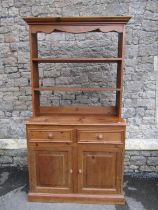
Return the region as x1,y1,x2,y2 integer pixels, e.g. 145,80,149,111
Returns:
78,145,123,194
29,145,73,194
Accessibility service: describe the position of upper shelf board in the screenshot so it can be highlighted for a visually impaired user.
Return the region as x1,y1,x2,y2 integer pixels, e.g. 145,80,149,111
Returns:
24,16,131,25
32,58,122,63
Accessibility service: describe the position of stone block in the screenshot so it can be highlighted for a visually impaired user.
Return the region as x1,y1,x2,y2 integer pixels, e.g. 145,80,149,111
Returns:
129,165,139,170
55,77,73,85
8,7,19,16
3,56,17,66
13,156,27,167
150,151,158,156
0,111,5,117
130,156,146,166
140,166,152,172
5,149,27,157
0,8,8,17
32,5,51,16
5,34,16,43
43,78,55,87
0,156,13,164
126,151,140,156
1,0,14,7
147,157,158,166
0,35,4,43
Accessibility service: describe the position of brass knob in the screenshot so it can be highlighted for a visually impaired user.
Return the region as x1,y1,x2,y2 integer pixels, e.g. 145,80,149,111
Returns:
97,134,103,140
48,133,54,139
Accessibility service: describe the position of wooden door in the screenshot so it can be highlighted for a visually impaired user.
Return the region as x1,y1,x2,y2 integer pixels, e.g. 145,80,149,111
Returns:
29,144,73,194
78,145,123,194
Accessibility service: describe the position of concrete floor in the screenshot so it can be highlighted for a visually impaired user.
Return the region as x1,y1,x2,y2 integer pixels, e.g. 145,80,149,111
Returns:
0,167,158,210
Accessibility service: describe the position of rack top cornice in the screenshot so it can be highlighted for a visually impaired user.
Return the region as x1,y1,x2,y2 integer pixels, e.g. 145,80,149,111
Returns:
23,16,131,25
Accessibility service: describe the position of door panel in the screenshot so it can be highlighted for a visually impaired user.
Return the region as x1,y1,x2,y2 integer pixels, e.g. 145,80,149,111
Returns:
78,145,123,194
29,145,73,193
83,152,116,188
37,151,68,187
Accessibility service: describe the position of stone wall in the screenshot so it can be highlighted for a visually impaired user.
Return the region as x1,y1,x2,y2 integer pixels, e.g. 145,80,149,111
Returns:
0,149,27,168
0,0,158,172
125,151,158,173
0,0,158,139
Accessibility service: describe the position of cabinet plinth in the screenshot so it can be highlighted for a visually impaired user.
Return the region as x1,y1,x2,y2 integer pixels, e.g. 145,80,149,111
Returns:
24,16,131,204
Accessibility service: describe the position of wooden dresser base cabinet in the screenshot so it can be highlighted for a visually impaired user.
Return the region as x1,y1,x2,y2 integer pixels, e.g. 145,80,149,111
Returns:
26,117,126,204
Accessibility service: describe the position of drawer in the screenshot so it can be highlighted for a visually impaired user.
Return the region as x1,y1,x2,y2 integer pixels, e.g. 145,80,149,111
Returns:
28,129,73,143
77,130,123,143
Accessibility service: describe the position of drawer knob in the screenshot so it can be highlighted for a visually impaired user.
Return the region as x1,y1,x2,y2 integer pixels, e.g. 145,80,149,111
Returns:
97,134,103,140
48,133,54,139
78,169,82,174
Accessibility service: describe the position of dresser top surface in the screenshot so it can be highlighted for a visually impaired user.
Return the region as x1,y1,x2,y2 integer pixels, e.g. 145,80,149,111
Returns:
26,115,126,126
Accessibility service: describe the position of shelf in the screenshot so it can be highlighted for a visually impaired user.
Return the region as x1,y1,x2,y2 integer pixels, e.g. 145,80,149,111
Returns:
24,16,130,118
32,58,122,63
34,87,121,92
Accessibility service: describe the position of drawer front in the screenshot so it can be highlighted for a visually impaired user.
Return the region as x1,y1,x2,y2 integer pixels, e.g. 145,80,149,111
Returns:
28,129,73,142
77,130,123,143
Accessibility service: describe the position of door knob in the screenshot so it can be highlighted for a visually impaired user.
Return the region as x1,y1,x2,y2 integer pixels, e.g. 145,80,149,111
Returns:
70,169,73,174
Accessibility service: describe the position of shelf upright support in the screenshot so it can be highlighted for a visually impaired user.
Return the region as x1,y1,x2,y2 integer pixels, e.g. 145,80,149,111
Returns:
29,28,40,116
116,27,126,119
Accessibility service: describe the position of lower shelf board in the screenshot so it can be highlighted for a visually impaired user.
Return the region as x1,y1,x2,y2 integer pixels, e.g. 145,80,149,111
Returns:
28,192,125,204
